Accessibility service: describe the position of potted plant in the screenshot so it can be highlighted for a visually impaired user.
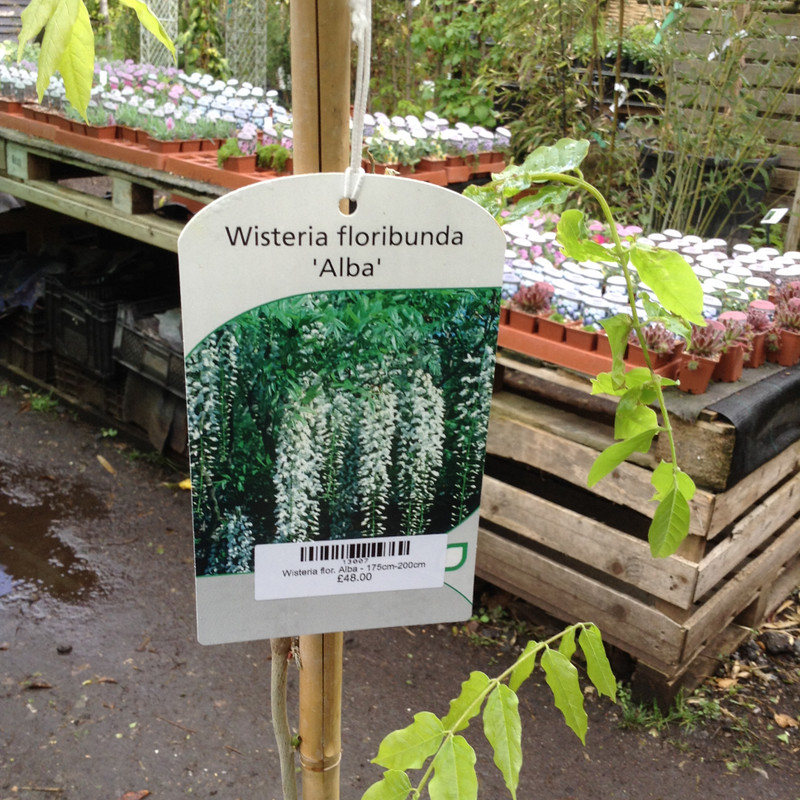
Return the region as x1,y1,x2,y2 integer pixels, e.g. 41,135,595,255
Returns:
85,103,118,139
508,281,555,334
564,320,598,351
745,303,773,368
217,137,257,172
773,297,800,367
676,321,724,394
256,142,292,173
713,312,750,383
144,115,182,152
626,321,676,369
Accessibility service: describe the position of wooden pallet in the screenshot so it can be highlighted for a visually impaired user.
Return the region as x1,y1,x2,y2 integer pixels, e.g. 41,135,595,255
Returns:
0,127,224,252
478,356,800,702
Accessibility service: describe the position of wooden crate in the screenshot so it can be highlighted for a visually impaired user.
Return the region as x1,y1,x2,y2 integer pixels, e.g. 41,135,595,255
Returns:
477,355,800,702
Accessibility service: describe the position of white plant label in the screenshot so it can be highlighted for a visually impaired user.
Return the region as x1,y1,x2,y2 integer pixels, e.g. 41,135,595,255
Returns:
178,173,504,644
254,533,448,600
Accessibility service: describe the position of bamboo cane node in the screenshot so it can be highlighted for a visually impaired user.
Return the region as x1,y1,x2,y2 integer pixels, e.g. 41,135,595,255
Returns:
298,751,343,772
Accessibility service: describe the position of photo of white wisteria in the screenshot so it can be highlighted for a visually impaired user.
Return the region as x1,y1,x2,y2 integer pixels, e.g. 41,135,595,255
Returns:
186,287,500,577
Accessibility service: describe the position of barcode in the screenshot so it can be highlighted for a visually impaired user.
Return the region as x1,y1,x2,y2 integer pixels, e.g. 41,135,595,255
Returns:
300,539,411,563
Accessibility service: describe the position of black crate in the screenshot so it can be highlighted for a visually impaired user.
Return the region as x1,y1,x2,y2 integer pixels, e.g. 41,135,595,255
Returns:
113,301,184,398
0,305,53,381
45,276,119,378
0,337,53,381
53,354,125,418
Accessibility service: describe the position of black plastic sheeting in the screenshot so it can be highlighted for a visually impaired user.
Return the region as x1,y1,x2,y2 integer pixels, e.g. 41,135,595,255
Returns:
707,364,800,488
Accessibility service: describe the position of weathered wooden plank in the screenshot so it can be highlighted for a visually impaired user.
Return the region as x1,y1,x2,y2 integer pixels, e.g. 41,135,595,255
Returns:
630,624,751,708
497,354,738,493
673,59,800,90
5,142,51,181
787,160,800,249
0,127,226,207
772,167,799,193
653,411,737,495
0,174,182,252
680,5,800,38
737,550,800,628
682,517,800,657
480,475,699,607
488,391,717,537
112,177,154,215
677,31,800,63
708,438,800,539
695,471,800,599
476,528,686,667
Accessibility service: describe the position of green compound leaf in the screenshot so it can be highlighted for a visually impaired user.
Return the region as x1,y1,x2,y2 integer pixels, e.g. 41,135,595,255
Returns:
578,625,616,701
587,428,659,488
120,0,177,61
614,387,658,440
651,461,697,503
556,209,611,263
36,0,79,100
17,0,61,56
541,648,588,745
56,0,93,116
483,685,522,800
558,626,576,660
648,486,691,558
522,138,590,176
601,314,632,381
441,671,491,733
429,735,478,800
503,186,570,221
372,712,444,771
591,371,625,397
630,244,705,325
361,770,413,800
509,640,537,693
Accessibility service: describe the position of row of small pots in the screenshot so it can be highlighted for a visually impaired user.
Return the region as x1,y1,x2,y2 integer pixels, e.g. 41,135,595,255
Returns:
500,306,800,395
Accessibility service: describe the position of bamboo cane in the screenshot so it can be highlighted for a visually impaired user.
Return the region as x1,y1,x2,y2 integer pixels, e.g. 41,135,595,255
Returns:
290,2,350,799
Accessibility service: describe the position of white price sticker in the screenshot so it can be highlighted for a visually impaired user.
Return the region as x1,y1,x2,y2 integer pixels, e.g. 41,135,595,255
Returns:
254,534,447,600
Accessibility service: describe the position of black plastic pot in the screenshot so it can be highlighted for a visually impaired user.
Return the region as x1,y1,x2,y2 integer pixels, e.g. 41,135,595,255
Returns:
639,138,780,239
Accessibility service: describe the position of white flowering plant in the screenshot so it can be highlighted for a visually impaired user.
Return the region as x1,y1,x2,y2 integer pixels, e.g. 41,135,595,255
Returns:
185,288,499,575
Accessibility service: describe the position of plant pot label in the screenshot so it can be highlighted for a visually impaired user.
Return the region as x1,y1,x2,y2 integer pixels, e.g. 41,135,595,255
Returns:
178,173,504,643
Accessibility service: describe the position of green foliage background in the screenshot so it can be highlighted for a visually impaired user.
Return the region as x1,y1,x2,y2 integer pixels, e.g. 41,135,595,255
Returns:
186,287,500,576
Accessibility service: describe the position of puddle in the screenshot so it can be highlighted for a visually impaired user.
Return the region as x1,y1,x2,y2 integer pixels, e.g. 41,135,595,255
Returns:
0,462,106,601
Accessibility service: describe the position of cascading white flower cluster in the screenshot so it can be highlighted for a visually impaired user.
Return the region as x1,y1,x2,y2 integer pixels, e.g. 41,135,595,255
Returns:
206,507,255,574
186,330,254,573
273,385,331,542
356,384,399,537
449,343,495,527
394,370,446,536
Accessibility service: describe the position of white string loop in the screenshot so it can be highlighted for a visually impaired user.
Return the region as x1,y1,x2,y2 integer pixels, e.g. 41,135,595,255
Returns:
345,0,372,202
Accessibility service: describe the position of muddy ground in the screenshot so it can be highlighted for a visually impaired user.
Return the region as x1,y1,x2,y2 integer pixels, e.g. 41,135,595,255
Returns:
0,379,798,800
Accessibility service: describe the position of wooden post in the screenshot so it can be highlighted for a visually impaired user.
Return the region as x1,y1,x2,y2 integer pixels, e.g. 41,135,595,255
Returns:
290,1,350,799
